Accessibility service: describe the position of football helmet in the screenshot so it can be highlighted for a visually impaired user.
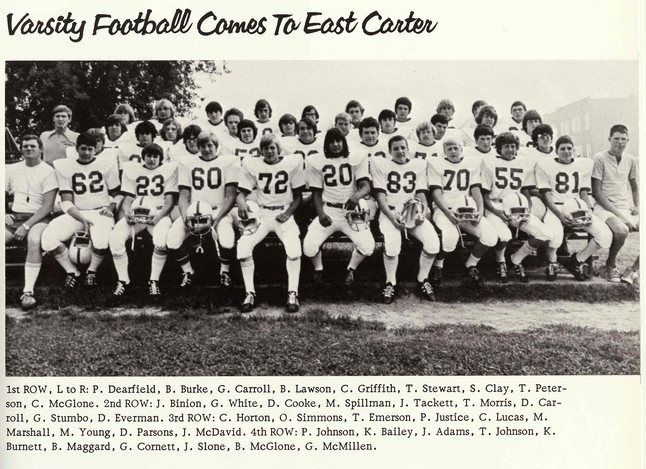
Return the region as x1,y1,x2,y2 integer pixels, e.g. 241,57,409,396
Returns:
186,200,214,236
345,199,371,231
398,198,425,229
502,193,530,223
561,198,592,227
238,200,261,236
453,195,479,221
128,196,157,224
68,231,92,266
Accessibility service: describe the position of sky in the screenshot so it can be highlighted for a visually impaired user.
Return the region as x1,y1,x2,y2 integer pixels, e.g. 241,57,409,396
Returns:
193,60,639,127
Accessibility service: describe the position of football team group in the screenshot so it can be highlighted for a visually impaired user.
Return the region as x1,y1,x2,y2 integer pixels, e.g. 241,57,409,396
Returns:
5,97,639,312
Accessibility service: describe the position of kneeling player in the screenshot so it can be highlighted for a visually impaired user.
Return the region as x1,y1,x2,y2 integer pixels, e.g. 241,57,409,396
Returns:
5,135,59,309
371,135,440,303
482,132,552,282
303,128,375,286
109,143,178,295
536,136,612,280
41,133,121,288
236,134,305,313
429,138,497,285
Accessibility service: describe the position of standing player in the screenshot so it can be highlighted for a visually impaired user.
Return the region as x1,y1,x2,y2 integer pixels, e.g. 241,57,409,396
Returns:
236,134,306,313
167,124,202,166
481,132,552,282
536,136,612,280
394,97,416,138
283,117,323,161
350,117,389,160
517,110,543,148
5,135,59,309
500,101,526,132
109,143,178,295
303,128,375,286
378,109,399,137
431,114,450,142
41,133,121,288
463,125,495,159
222,119,260,160
371,135,440,303
428,137,497,285
254,99,278,136
345,100,365,129
591,124,639,282
118,121,158,170
409,121,441,160
166,132,240,289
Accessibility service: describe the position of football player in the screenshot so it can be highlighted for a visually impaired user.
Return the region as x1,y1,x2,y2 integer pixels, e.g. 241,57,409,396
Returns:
431,114,449,142
428,137,497,285
152,99,176,132
302,105,320,129
5,135,59,309
517,110,543,148
223,119,260,160
536,135,612,280
409,121,441,160
109,143,178,295
283,117,323,161
41,133,121,288
166,131,240,290
303,128,375,286
254,99,278,136
394,97,416,137
334,112,359,142
198,101,228,138
475,105,498,131
159,118,183,161
591,124,639,282
371,135,440,303
118,121,159,170
378,109,399,137
350,117,389,160
104,114,129,150
463,125,495,159
481,132,552,282
278,113,298,138
114,103,140,137
499,101,526,132
167,124,202,166
345,100,365,129
236,134,306,313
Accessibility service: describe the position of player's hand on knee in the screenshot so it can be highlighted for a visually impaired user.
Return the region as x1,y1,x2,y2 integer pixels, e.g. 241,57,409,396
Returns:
5,214,15,227
319,214,332,227
99,206,114,218
559,213,574,227
276,212,289,223
14,224,27,241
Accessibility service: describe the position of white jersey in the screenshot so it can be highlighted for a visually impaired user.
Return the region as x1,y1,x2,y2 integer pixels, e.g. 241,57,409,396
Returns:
481,153,536,201
283,137,324,162
463,146,494,159
238,154,306,208
536,157,593,204
307,152,370,206
371,157,429,209
54,157,120,210
256,119,279,137
409,140,442,160
117,141,147,169
349,140,389,160
219,134,260,161
428,156,483,207
66,146,120,168
394,119,417,140
6,161,59,213
167,143,198,166
121,161,179,207
178,154,240,208
522,147,554,164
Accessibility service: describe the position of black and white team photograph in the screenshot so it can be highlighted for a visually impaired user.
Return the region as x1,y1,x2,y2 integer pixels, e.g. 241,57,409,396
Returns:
4,60,639,376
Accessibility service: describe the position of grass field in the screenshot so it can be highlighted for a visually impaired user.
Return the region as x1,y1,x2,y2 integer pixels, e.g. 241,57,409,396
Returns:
5,308,639,376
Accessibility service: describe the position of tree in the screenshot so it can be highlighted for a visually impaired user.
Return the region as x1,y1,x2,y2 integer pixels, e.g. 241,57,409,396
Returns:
5,61,228,137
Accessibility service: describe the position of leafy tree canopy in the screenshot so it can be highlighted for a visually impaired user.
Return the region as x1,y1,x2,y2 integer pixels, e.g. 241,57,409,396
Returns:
5,61,227,138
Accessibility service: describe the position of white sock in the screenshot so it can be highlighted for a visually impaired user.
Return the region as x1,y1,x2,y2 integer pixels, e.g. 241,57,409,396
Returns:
112,252,130,283
577,240,601,262
150,251,166,282
88,252,104,273
384,254,398,285
24,262,41,292
240,258,255,293
54,248,80,276
347,248,366,271
310,251,323,271
286,257,301,292
418,251,435,282
511,241,536,265
547,247,557,263
465,254,480,268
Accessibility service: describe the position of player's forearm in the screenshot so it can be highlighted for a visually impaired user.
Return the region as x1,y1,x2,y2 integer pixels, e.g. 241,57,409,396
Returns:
311,190,326,217
283,193,302,218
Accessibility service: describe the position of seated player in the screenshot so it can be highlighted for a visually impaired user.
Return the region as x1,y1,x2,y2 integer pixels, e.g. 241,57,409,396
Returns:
166,131,240,290
41,133,121,288
524,124,555,220
428,137,497,285
5,135,59,309
109,143,178,295
409,121,440,159
303,128,375,286
536,136,612,280
592,124,639,282
481,132,552,282
370,135,440,303
236,134,305,313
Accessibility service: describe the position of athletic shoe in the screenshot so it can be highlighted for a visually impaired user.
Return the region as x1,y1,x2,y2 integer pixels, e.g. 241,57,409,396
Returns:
382,282,396,304
84,271,97,287
220,272,232,289
64,273,80,291
180,272,194,288
497,262,509,283
20,291,37,311
240,292,256,313
621,271,639,286
149,280,161,296
312,270,324,286
570,254,587,281
344,269,355,287
418,279,435,301
113,281,128,296
545,262,558,282
429,266,443,288
466,266,483,285
512,262,529,283
606,266,621,283
286,291,300,313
